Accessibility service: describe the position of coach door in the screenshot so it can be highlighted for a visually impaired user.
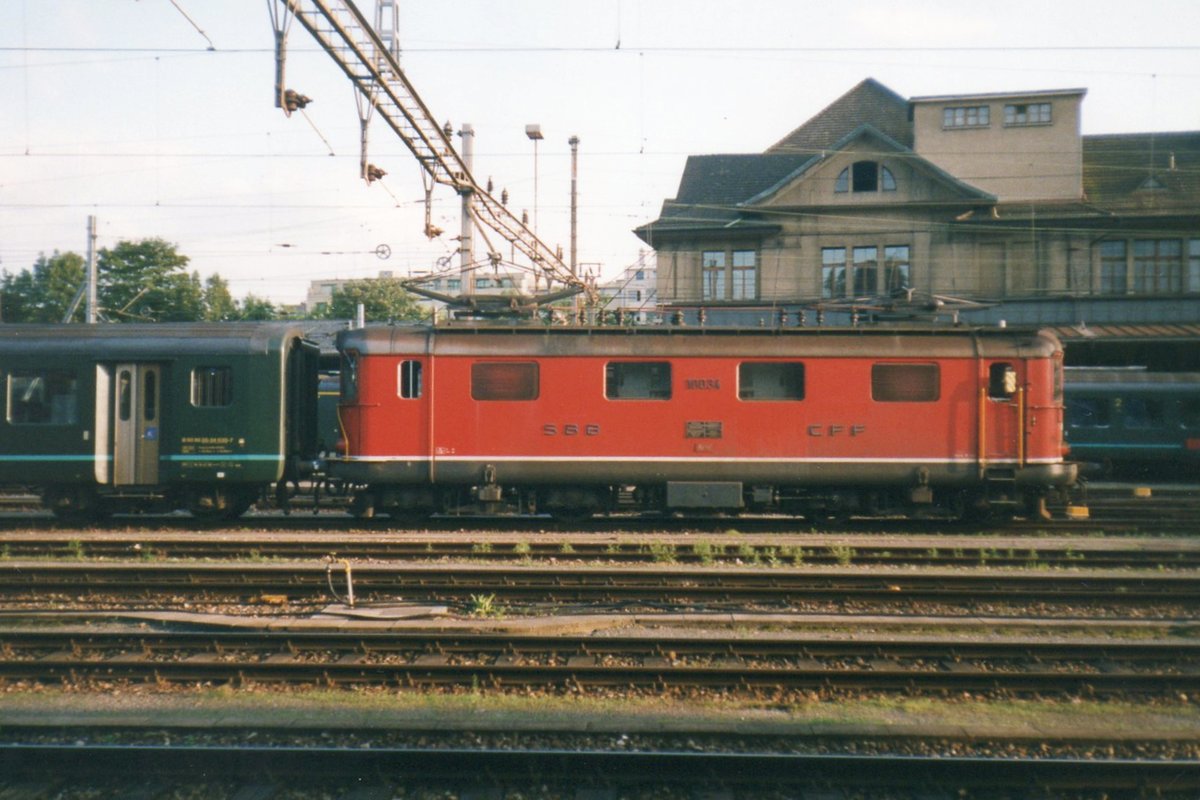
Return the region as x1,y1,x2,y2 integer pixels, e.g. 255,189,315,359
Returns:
112,364,162,486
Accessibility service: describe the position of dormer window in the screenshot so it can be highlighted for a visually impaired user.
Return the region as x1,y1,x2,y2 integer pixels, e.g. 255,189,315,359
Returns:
836,161,897,194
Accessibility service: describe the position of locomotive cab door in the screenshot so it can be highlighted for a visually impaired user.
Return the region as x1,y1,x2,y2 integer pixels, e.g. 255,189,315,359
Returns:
980,361,1024,469
111,363,162,486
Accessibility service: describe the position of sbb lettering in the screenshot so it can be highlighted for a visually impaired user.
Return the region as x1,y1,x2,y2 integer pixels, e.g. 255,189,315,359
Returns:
544,424,601,436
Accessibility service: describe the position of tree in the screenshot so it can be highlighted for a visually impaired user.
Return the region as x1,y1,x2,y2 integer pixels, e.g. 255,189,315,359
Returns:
98,238,202,322
202,274,239,321
239,294,279,320
0,251,86,322
323,278,424,322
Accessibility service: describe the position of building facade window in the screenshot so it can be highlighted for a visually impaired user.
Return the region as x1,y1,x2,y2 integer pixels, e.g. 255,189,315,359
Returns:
731,250,757,300
1099,241,1127,294
884,245,911,293
822,243,912,298
1189,239,1200,293
822,247,846,298
702,250,725,301
943,105,990,129
835,161,897,194
701,249,757,301
852,247,878,296
1004,102,1051,126
1133,239,1182,294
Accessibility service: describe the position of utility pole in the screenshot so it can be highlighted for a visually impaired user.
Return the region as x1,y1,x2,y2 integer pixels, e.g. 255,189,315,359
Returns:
459,123,475,295
86,215,98,324
569,135,579,281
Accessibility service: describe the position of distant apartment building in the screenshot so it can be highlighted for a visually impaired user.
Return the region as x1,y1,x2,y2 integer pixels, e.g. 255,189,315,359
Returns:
635,78,1200,325
597,253,657,322
303,269,527,316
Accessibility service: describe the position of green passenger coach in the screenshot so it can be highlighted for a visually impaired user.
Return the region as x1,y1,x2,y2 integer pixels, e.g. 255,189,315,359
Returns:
0,323,320,519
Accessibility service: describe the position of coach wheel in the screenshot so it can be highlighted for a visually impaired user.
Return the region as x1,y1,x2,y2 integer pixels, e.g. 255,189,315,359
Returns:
44,486,109,522
189,486,255,520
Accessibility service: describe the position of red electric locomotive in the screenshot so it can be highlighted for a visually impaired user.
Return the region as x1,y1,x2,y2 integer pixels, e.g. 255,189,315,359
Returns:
332,323,1076,520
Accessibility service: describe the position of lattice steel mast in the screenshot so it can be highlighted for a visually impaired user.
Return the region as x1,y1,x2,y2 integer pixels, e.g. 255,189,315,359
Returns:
269,0,591,304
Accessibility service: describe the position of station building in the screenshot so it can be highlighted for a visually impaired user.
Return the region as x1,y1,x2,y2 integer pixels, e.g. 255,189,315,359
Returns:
635,78,1200,340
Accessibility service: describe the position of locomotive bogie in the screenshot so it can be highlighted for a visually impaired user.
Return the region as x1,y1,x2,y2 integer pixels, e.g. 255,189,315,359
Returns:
0,323,320,519
334,325,1076,521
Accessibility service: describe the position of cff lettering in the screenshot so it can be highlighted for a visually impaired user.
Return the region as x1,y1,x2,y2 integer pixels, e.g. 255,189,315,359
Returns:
808,424,866,437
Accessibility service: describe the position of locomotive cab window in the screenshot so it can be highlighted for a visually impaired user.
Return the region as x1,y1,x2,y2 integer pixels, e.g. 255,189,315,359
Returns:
472,362,539,401
191,366,232,408
340,352,358,403
988,363,1018,399
606,362,671,400
398,360,422,399
738,362,805,400
7,370,78,425
871,363,940,402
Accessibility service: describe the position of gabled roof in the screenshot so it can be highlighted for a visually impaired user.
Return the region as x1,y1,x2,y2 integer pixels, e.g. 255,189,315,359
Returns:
1082,131,1200,209
746,124,993,206
767,78,912,155
635,123,992,241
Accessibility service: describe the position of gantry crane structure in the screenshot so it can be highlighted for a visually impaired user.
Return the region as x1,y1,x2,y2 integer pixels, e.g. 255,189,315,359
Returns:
268,0,593,310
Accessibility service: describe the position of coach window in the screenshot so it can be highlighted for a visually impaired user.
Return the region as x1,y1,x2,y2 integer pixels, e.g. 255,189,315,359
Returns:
472,362,539,401
738,362,805,400
1066,398,1110,429
1180,398,1200,430
871,363,940,402
192,366,233,408
1121,397,1164,430
988,363,1018,399
398,360,422,399
606,362,671,400
7,370,78,425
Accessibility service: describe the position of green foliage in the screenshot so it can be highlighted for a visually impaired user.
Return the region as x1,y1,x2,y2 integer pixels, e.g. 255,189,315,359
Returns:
0,251,86,322
320,278,424,323
202,274,239,321
239,294,280,320
1,240,286,323
99,238,202,322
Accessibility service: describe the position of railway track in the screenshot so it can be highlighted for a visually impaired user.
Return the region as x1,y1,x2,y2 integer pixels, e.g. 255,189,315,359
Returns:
3,626,1198,698
3,560,1199,607
3,530,1199,569
3,740,1198,797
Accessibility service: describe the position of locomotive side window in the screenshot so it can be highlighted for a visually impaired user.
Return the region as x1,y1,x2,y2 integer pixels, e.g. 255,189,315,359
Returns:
7,370,78,425
191,366,233,408
472,362,539,401
871,363,939,402
988,363,1018,399
398,360,422,399
606,362,671,400
738,362,805,400
1065,398,1110,429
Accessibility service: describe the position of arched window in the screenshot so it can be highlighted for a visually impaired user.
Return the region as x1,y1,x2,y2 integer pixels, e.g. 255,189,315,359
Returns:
836,161,897,194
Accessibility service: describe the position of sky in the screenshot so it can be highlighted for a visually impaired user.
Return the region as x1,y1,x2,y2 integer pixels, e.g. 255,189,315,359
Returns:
2,1,1198,307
